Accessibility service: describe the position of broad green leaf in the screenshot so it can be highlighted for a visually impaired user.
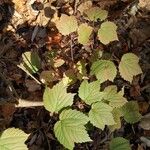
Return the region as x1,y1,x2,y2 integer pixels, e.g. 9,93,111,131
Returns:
109,108,123,131
103,85,127,108
110,137,131,150
78,80,103,105
77,1,92,14
84,7,108,21
0,128,28,150
56,14,78,35
54,109,92,150
91,60,117,83
22,51,41,74
98,21,118,45
119,53,142,83
78,23,93,45
89,102,115,129
43,81,75,113
121,101,142,124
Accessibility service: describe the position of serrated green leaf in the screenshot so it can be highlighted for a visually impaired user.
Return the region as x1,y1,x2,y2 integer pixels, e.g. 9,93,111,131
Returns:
119,53,142,83
84,7,108,21
56,14,78,35
103,85,127,108
89,102,115,129
43,81,75,113
78,23,93,45
0,128,28,150
78,80,103,105
91,60,117,83
110,137,131,150
22,51,41,74
121,101,142,124
98,21,118,45
54,109,92,150
109,108,123,131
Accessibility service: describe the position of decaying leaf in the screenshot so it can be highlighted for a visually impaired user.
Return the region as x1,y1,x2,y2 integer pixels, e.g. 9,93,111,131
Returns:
55,14,78,35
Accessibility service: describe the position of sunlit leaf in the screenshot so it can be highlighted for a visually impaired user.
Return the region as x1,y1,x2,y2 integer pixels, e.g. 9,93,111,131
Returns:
91,60,117,83
119,53,142,83
0,128,29,150
98,21,118,45
78,80,103,105
84,7,108,21
122,101,142,124
43,81,75,113
103,85,127,108
78,23,93,45
89,102,115,129
110,137,131,150
56,14,78,35
54,109,92,150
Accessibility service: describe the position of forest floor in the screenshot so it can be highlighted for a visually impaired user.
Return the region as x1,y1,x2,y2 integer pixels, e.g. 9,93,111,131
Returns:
0,0,150,150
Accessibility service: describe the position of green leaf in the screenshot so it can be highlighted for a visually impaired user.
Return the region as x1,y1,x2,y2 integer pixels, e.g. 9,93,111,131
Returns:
56,14,78,35
22,51,41,74
98,21,118,45
43,81,75,113
89,102,115,129
54,109,92,150
78,23,93,45
109,108,123,131
0,128,28,150
76,60,87,78
84,7,108,21
119,53,142,83
78,80,103,105
91,60,117,83
103,85,127,108
121,101,142,124
110,137,131,150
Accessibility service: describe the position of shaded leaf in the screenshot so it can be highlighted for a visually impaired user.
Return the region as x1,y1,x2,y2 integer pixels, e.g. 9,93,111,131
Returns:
109,108,123,131
98,21,118,45
56,14,78,35
43,81,75,113
91,60,117,83
84,7,108,21
54,109,92,150
0,128,28,150
78,23,93,45
78,80,103,105
119,53,142,83
89,102,115,129
22,51,41,74
122,101,142,124
110,137,131,150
